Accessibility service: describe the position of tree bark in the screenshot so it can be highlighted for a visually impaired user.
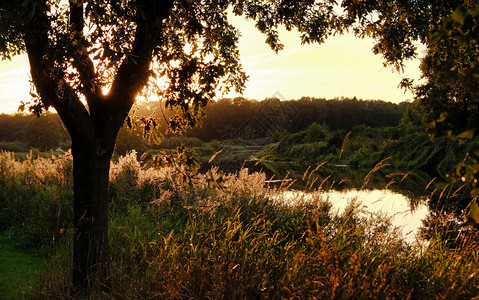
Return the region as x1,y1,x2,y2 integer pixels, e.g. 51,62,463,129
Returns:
71,136,115,294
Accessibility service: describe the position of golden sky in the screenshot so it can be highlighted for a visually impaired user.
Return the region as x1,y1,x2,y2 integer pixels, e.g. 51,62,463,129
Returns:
0,55,30,114
0,14,423,114
226,13,423,102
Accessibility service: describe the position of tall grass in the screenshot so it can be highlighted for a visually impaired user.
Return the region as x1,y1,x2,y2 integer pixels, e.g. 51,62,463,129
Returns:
0,150,477,298
0,151,73,248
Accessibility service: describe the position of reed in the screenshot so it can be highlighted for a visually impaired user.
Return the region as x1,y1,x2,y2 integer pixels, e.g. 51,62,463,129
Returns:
0,150,477,298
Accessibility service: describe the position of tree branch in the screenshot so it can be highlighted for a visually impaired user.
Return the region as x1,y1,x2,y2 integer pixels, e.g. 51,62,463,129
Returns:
108,0,174,128
22,3,95,142
69,0,83,33
69,1,102,100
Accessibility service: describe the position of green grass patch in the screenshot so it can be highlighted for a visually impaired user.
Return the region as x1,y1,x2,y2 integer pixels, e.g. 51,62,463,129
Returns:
0,233,41,299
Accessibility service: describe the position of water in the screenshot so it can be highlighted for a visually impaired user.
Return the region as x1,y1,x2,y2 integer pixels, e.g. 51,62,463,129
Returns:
280,189,429,244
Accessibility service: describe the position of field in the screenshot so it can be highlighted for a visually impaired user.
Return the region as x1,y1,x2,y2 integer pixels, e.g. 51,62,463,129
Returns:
0,150,477,298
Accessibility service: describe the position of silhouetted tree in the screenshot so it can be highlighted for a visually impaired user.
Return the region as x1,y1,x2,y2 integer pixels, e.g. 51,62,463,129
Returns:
415,5,479,220
0,0,343,294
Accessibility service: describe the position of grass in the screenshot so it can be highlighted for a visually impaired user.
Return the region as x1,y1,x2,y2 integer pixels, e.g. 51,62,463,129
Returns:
0,150,478,298
0,233,41,299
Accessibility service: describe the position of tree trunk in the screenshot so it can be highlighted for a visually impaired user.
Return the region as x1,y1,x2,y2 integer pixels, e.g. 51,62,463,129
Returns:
71,138,115,294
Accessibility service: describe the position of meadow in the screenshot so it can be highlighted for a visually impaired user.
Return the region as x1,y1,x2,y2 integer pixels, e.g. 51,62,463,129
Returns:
0,150,477,299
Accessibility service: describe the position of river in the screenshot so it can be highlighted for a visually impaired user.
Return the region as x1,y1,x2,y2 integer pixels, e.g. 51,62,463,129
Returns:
277,189,430,244
211,159,432,243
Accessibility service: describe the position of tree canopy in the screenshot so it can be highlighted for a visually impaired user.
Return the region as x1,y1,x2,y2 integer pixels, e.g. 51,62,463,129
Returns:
415,4,479,221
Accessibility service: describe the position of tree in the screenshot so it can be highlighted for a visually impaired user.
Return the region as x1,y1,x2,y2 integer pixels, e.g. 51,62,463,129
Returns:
0,0,339,294
416,31,479,132
336,0,479,220
416,5,479,221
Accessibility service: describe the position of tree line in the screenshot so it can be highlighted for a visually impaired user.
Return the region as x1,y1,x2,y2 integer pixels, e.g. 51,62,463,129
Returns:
189,96,408,141
0,97,408,154
0,112,69,152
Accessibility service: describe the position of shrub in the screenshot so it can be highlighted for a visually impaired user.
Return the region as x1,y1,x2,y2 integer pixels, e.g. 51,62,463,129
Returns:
0,141,28,153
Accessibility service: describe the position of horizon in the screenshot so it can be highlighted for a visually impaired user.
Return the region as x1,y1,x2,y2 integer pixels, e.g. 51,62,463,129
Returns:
0,13,423,115
0,95,412,116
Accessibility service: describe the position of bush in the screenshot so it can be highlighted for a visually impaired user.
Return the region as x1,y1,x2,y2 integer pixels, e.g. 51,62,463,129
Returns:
305,122,327,142
0,141,28,153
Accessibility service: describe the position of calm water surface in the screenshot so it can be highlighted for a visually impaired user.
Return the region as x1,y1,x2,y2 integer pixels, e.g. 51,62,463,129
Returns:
279,189,429,244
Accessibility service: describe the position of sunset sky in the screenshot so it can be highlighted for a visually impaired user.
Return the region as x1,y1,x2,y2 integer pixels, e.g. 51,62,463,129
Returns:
0,14,423,114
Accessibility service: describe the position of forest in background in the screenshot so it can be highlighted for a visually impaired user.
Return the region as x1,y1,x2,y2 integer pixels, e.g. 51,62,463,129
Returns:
1,0,479,297
2,96,478,298
0,96,407,153
0,97,477,298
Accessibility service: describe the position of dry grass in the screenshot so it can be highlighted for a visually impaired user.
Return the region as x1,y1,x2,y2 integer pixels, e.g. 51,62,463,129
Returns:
0,150,477,299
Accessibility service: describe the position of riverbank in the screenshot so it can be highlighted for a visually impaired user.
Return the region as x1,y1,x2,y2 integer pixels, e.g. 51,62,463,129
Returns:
0,151,477,298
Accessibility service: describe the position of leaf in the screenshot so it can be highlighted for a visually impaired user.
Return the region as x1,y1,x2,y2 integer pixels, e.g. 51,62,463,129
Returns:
423,120,436,129
457,130,475,146
18,101,25,112
151,130,162,145
125,116,132,128
457,129,475,140
451,8,466,25
437,112,448,122
470,202,479,223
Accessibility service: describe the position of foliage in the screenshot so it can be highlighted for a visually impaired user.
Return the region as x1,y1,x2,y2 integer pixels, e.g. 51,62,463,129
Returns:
257,120,476,205
0,0,337,126
2,1,343,291
0,141,29,153
322,0,479,221
114,125,148,156
191,97,407,141
415,5,479,222
262,121,450,171
0,113,70,152
3,0,479,292
0,97,408,156
338,0,466,70
0,151,73,247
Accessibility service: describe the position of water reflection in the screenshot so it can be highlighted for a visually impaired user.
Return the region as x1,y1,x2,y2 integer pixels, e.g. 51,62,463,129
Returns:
280,189,429,244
